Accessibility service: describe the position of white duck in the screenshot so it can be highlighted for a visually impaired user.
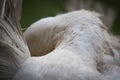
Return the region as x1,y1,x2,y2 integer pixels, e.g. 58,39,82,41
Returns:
0,0,120,80
16,10,120,80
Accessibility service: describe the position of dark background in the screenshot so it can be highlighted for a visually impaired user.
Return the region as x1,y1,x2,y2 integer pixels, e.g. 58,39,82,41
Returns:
21,0,120,34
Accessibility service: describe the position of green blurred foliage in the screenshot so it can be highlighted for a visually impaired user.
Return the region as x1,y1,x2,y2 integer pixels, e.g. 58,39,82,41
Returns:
21,0,67,28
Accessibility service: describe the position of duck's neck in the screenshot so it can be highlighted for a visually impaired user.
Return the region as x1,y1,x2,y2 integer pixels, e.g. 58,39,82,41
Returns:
56,25,104,68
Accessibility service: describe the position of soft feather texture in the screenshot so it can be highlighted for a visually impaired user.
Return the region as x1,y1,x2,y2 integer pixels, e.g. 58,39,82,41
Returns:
0,2,120,79
0,0,30,80
14,10,119,80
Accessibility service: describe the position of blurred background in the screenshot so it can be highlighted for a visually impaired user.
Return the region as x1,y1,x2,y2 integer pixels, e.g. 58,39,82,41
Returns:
21,0,120,34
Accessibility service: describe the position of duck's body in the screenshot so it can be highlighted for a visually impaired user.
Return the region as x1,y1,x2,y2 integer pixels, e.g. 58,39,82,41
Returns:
14,10,115,80
1,1,120,80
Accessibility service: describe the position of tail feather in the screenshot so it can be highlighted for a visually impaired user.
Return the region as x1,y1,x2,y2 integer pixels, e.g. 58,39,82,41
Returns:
0,0,30,79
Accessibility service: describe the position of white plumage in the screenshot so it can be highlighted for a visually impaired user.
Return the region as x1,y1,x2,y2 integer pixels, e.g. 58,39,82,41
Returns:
0,2,120,79
14,10,120,80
